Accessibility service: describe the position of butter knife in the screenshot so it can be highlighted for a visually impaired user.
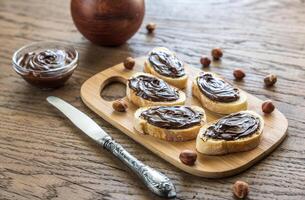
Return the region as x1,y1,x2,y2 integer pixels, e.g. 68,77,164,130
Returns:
46,96,176,198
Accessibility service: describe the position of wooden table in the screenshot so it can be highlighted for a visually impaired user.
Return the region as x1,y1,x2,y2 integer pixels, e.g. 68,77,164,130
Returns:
0,0,304,199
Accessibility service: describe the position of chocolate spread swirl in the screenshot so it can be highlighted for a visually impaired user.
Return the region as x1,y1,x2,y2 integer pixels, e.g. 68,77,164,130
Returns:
148,49,185,78
18,49,75,71
203,112,260,140
140,106,203,129
128,75,179,102
197,73,240,102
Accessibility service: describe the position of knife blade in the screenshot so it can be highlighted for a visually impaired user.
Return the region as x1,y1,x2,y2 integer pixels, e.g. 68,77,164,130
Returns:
47,96,176,198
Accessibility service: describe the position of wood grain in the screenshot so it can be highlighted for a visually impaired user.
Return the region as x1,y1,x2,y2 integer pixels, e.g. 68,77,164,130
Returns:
81,57,288,178
0,0,305,199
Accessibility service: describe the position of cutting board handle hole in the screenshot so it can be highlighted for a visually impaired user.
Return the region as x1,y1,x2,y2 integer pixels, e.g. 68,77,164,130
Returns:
100,76,126,101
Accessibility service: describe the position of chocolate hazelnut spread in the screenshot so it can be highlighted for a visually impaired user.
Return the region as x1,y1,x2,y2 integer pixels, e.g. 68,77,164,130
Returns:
13,43,78,89
128,75,179,102
148,49,185,78
203,113,260,140
140,106,203,129
18,49,75,71
197,73,240,102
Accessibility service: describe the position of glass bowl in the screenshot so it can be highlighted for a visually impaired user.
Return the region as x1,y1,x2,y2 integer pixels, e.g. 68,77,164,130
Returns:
12,41,78,89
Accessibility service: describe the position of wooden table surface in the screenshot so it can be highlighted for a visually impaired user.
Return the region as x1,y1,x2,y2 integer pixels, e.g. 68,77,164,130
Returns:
0,0,304,199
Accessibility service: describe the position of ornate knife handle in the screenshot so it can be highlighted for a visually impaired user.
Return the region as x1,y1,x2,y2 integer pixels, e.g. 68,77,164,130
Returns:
99,136,176,198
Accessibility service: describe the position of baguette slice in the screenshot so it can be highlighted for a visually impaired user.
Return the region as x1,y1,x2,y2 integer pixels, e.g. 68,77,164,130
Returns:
134,106,206,141
192,72,247,114
144,47,188,89
196,110,264,155
127,72,186,107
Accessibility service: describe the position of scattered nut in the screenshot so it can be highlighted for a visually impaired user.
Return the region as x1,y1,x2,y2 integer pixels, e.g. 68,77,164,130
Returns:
262,100,275,114
211,48,223,60
179,149,197,166
112,99,128,112
264,74,277,87
200,56,211,67
232,181,249,199
233,68,246,80
124,57,135,70
146,23,156,33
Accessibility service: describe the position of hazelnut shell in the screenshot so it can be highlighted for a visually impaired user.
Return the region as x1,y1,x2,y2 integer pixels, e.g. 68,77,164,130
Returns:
179,150,197,166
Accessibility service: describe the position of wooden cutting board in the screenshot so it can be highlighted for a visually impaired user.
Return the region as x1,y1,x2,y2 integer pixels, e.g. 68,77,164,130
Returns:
80,57,288,178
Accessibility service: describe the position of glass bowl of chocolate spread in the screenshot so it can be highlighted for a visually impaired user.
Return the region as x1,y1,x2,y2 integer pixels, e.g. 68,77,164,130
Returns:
12,41,78,89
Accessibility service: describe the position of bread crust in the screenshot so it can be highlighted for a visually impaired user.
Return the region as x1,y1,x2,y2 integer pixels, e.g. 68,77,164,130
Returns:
144,47,188,89
134,106,206,142
192,72,247,114
196,111,264,155
127,72,186,107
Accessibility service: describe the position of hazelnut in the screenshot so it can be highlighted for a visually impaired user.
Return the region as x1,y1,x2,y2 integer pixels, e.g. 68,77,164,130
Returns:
211,48,223,60
262,100,275,114
146,23,156,33
200,56,211,67
112,99,128,112
232,181,249,199
179,150,197,166
233,68,246,80
124,57,135,70
264,74,277,87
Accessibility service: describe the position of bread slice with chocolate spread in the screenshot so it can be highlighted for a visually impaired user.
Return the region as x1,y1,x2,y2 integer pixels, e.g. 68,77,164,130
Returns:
196,110,264,155
134,105,206,141
192,72,247,114
144,47,188,89
126,72,186,107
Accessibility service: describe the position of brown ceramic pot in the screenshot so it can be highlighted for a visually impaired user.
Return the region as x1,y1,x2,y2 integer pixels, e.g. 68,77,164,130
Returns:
71,0,145,46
